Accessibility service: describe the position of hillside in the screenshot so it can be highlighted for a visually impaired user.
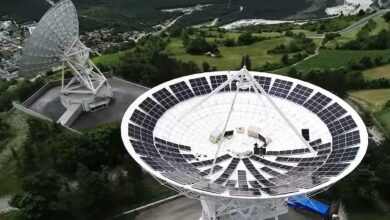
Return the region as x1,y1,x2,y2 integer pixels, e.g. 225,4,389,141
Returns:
0,0,336,32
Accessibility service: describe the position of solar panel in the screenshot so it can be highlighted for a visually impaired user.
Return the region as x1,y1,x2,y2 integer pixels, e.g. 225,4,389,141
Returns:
253,76,272,93
326,147,359,163
214,158,240,184
139,97,166,119
191,154,232,167
128,123,154,144
287,84,313,105
170,81,195,101
250,155,294,170
313,163,350,177
317,103,347,125
303,92,332,114
243,158,275,187
152,88,179,110
210,75,230,92
189,77,212,96
332,130,360,149
269,79,293,98
327,115,358,136
130,109,157,131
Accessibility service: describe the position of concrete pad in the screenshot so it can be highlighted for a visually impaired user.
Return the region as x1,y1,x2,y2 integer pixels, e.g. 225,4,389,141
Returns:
72,78,148,129
27,86,66,121
24,77,148,130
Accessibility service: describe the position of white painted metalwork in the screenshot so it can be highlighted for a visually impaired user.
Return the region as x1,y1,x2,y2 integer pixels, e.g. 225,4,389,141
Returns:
121,69,368,199
19,0,113,112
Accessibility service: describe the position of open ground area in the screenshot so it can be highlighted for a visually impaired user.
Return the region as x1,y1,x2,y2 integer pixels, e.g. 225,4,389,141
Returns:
363,64,390,80
166,37,294,70
349,89,390,110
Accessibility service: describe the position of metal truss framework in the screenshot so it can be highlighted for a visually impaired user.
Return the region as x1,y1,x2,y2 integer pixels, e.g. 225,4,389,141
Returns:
61,38,112,96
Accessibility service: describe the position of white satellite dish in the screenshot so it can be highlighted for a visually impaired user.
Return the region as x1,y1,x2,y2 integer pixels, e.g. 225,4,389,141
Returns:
121,67,368,219
19,0,113,113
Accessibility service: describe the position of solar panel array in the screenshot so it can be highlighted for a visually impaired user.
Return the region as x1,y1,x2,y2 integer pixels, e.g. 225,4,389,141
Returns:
124,73,365,198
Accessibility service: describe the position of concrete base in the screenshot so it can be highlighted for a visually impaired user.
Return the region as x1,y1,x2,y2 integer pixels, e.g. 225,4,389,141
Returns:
57,104,83,126
22,77,148,129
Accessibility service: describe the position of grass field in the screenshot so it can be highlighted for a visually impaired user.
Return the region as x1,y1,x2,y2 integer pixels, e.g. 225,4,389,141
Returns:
295,49,390,73
370,17,390,36
363,64,390,80
349,89,390,110
378,110,390,135
325,26,363,49
166,37,294,70
92,49,133,68
199,30,283,42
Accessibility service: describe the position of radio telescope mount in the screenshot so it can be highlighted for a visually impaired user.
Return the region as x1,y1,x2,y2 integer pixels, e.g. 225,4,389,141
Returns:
19,0,114,118
121,66,368,220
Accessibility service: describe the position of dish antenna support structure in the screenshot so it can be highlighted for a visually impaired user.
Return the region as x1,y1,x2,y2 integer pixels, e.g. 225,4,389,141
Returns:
61,37,111,97
19,0,113,114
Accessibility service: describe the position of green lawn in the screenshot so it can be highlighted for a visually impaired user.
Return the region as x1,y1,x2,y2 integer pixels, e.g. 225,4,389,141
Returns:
295,49,390,73
378,110,390,135
363,64,390,80
166,37,294,70
92,49,132,68
370,17,390,36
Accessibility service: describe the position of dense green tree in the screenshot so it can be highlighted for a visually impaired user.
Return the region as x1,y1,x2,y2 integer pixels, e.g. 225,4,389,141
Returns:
202,61,211,72
75,165,111,219
345,71,366,90
237,32,255,45
186,37,219,54
223,38,235,47
384,11,390,22
0,116,10,139
181,29,190,47
281,54,290,65
10,171,62,220
305,68,348,98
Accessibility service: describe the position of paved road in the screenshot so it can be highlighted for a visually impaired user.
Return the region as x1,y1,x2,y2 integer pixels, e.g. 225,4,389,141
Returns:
335,9,390,34
136,197,202,220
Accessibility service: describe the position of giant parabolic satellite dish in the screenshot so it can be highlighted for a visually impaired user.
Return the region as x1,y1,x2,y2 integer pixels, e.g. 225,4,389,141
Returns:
19,0,113,113
121,67,368,219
